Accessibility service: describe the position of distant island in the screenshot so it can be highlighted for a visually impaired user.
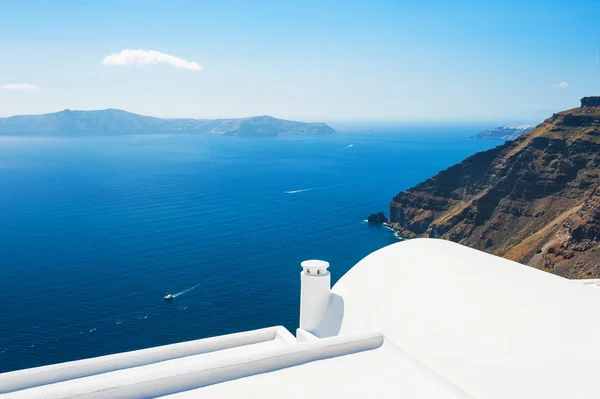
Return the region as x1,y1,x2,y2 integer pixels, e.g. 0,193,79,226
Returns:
0,109,336,137
471,124,534,140
370,97,600,279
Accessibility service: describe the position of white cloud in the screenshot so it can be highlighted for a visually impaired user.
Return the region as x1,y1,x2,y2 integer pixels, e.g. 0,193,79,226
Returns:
1,83,42,90
554,81,569,89
102,49,203,71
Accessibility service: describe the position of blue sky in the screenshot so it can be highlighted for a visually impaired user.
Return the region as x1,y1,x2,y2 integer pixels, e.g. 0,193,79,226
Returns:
1,0,599,122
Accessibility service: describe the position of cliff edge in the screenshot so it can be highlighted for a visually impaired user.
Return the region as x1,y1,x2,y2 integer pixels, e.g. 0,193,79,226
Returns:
388,97,600,278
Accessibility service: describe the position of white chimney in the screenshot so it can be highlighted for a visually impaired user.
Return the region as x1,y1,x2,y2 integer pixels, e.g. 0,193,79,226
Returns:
299,259,331,333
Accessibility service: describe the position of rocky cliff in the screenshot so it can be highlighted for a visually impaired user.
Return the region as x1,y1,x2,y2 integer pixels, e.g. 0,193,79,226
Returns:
388,97,600,278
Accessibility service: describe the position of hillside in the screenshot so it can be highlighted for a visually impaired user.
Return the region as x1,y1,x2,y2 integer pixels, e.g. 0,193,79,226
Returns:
385,97,600,278
0,109,335,137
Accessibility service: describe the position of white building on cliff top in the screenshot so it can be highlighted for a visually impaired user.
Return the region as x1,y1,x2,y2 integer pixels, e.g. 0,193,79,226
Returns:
2,238,600,398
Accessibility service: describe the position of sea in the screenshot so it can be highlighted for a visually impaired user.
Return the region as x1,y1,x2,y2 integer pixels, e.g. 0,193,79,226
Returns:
0,126,500,373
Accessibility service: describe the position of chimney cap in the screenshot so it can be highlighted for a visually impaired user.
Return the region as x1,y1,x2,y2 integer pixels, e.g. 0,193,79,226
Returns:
301,260,330,273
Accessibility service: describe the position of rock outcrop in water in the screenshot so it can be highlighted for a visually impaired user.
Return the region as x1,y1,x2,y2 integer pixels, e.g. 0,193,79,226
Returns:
0,109,335,137
387,97,600,278
367,212,389,224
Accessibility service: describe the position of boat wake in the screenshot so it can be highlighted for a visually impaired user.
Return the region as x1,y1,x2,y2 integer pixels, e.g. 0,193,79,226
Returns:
285,188,312,194
173,283,200,298
345,144,354,148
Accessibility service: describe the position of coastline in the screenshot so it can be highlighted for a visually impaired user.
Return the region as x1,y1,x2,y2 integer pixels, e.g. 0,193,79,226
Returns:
363,220,404,240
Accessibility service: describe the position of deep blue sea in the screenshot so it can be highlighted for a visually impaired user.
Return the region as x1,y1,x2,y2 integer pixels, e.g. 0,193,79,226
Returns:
0,127,499,372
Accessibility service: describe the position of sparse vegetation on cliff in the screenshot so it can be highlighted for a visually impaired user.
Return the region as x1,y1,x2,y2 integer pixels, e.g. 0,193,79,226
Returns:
386,97,600,278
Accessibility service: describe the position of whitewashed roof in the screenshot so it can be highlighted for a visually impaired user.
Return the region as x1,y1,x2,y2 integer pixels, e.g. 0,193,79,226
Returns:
166,337,466,399
330,238,600,399
2,238,599,398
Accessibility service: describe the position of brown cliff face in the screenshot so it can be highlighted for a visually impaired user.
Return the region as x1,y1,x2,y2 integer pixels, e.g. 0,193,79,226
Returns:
389,97,600,278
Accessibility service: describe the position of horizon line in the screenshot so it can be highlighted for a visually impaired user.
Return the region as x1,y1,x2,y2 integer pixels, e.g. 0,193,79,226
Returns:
0,107,543,125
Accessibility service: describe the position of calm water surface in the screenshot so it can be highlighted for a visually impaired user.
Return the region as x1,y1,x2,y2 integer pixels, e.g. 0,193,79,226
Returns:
0,127,499,372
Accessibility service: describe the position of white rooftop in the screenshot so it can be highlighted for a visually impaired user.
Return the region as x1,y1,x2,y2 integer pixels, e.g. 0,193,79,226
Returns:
2,238,599,398
165,337,465,399
329,239,600,399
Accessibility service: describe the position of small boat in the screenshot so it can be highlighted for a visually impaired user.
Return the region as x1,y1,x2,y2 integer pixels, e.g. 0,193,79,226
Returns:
164,294,174,300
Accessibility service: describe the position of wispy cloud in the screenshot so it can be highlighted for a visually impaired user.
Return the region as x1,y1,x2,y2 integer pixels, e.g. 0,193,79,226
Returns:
554,81,569,89
1,83,42,90
102,49,203,71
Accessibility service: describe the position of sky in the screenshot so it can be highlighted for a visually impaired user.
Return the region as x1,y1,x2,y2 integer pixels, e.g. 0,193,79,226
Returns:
1,0,599,123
